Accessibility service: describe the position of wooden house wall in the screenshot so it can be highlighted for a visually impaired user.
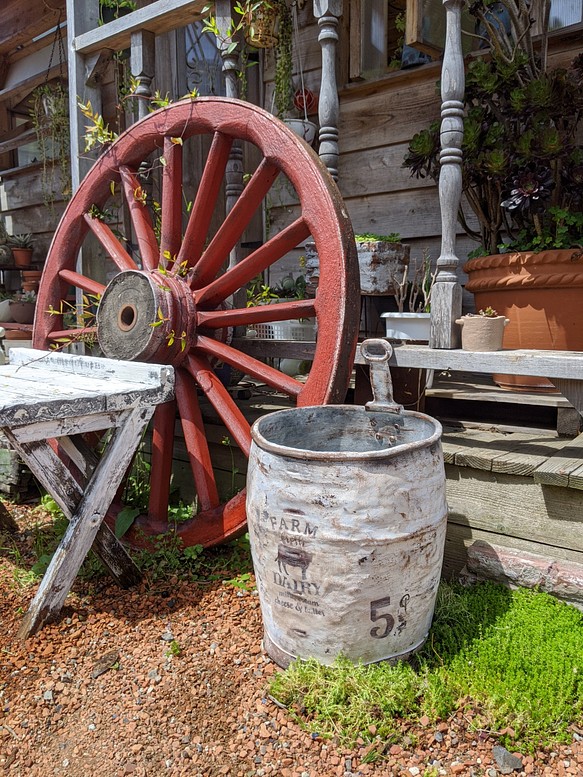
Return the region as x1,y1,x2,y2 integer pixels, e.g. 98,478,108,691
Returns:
0,43,69,264
262,10,583,296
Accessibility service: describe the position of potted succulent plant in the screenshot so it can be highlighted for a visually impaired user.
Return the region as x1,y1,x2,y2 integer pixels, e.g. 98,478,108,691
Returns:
404,0,583,389
8,234,34,267
9,289,37,324
456,307,509,352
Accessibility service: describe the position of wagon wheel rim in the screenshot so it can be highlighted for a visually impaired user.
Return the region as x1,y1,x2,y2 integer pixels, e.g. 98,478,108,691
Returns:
34,97,359,549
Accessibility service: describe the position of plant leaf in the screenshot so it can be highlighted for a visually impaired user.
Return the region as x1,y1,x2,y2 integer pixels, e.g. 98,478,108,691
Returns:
115,506,140,538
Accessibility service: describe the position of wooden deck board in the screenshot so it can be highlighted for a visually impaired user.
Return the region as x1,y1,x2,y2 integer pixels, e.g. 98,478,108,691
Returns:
533,434,583,489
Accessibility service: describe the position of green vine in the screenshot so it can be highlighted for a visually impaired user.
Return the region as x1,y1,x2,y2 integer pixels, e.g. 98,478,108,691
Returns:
29,82,71,210
273,0,293,118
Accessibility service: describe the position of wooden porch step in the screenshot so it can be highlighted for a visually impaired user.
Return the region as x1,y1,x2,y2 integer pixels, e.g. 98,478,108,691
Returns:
533,433,583,489
426,371,581,436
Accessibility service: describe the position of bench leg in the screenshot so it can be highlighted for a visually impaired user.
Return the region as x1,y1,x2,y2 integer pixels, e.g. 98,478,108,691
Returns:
5,429,143,590
15,406,154,638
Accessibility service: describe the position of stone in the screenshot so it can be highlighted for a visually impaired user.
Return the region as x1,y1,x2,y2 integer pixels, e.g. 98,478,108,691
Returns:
493,745,523,774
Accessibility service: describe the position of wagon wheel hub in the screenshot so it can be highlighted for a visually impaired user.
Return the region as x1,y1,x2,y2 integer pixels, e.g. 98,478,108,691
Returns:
97,270,198,366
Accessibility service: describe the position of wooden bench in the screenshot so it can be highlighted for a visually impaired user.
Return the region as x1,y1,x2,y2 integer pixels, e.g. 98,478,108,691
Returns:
0,348,174,638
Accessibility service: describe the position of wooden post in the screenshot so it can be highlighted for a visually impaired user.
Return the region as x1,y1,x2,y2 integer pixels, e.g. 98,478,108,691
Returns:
430,0,464,349
66,0,102,190
131,29,156,120
314,0,342,180
216,0,245,294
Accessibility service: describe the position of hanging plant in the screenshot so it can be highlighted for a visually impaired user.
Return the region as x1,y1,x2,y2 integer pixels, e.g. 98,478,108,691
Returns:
245,0,282,49
30,81,71,209
273,0,293,118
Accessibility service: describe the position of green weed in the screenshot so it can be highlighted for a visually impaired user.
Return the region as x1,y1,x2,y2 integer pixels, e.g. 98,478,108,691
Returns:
165,639,182,657
269,581,583,752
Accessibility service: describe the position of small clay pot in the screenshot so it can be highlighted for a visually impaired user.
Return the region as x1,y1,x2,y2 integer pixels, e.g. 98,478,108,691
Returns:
21,281,39,293
456,314,509,351
9,301,35,324
12,248,33,267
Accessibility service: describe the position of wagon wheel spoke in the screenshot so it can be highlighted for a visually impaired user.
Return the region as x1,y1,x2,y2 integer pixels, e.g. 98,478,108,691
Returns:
196,334,302,398
176,131,233,271
197,299,317,328
185,353,252,457
47,326,97,344
119,165,159,271
195,217,311,307
83,213,137,271
175,369,220,512
160,137,184,266
57,270,106,297
147,400,177,524
189,158,280,289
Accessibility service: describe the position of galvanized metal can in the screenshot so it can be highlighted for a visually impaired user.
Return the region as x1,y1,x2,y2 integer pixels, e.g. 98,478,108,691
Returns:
246,340,447,667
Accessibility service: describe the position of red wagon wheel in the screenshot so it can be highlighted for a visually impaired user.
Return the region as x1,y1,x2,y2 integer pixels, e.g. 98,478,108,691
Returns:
34,97,359,549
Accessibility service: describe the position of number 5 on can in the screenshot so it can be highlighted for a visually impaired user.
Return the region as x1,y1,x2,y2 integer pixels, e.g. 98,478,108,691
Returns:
369,596,395,638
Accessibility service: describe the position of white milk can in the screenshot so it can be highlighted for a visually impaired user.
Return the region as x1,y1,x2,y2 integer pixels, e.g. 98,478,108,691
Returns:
246,339,447,667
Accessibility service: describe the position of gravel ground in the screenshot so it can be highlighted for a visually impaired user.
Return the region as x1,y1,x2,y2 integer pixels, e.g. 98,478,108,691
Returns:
1,502,582,777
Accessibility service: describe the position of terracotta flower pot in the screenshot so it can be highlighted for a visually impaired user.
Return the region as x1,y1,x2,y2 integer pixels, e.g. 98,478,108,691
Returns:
22,281,39,293
9,301,35,324
464,248,583,390
12,248,33,267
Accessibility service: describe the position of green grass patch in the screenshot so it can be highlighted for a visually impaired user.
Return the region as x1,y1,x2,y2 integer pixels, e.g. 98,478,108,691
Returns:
269,581,583,752
29,494,253,586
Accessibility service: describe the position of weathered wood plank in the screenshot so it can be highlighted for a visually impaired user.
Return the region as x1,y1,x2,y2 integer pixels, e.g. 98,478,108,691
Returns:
492,436,570,477
8,349,173,385
533,434,583,488
8,411,124,444
442,521,583,577
268,189,446,242
16,406,153,638
445,464,583,553
0,350,175,425
338,70,442,153
445,430,524,472
73,0,208,55
428,377,573,407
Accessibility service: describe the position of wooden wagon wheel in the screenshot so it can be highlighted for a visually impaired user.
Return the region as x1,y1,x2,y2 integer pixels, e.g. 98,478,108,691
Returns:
33,97,359,549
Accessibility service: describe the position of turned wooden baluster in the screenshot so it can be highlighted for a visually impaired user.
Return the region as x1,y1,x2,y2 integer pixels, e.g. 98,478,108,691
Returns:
216,0,245,276
131,30,156,121
314,0,342,180
430,0,465,349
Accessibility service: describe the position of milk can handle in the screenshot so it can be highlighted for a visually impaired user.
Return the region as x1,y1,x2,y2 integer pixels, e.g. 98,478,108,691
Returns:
361,339,404,415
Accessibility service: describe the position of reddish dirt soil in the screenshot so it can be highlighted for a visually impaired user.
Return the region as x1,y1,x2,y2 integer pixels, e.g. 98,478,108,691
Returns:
1,502,582,777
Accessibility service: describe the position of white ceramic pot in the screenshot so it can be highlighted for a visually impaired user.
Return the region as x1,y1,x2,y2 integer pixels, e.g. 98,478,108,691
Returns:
381,312,431,342
283,119,318,146
0,298,14,322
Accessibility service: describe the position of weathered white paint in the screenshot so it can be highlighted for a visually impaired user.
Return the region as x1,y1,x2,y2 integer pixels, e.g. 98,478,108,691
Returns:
357,241,410,296
246,402,447,666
